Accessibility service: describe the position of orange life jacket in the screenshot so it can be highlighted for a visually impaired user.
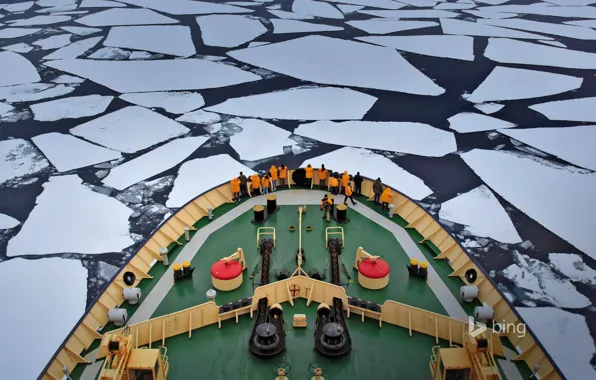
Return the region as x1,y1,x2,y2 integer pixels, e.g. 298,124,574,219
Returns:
330,177,339,187
380,189,392,203
345,186,352,196
231,178,240,193
251,175,260,189
278,167,287,179
261,177,269,187
305,166,313,179
341,172,350,186
319,169,328,180
269,166,278,180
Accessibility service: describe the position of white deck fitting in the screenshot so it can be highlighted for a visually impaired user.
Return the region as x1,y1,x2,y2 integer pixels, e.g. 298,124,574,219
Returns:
129,190,467,324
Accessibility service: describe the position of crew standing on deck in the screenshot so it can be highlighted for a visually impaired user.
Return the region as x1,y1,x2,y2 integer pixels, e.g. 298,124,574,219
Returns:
231,177,241,202
305,164,313,188
353,172,363,196
341,171,350,193
250,173,261,196
239,172,248,199
380,187,392,211
269,165,278,191
319,165,328,189
330,173,339,195
343,181,357,206
321,194,332,222
373,178,383,204
261,175,271,194
278,164,288,188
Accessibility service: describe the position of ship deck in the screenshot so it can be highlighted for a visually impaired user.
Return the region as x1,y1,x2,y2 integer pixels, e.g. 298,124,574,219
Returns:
72,189,533,380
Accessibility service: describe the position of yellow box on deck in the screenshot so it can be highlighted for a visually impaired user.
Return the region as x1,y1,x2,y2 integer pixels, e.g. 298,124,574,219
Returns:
293,314,307,328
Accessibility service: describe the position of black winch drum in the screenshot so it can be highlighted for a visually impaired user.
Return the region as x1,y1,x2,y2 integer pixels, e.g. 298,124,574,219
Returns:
253,205,265,223
336,204,347,222
267,195,277,212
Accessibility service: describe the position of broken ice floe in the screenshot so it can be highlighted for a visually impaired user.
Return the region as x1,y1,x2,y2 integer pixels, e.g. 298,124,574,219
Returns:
347,20,438,35
301,147,433,200
196,15,267,48
76,8,179,27
0,28,41,39
529,97,596,123
0,139,50,186
399,0,438,6
0,83,75,103
128,51,152,60
120,92,204,114
441,18,548,40
1,43,33,53
0,102,14,117
88,47,131,60
292,0,344,19
0,51,40,86
44,58,261,93
205,87,376,120
461,149,596,258
499,126,596,171
358,9,459,18
466,67,582,103
80,0,128,7
104,25,196,57
502,251,590,308
565,19,596,28
30,94,113,122
294,121,456,157
538,40,567,48
0,257,87,380
176,109,221,125
31,132,122,172
476,4,596,18
229,119,291,161
326,0,405,10
337,4,364,14
32,33,72,50
271,19,342,33
60,26,101,35
51,74,84,84
549,253,596,285
0,213,19,229
434,2,475,9
116,0,253,15
7,175,134,256
228,35,444,95
267,9,313,19
461,10,517,19
439,185,522,244
10,15,71,27
2,1,34,13
42,36,102,60
357,35,474,61
473,103,504,114
166,154,256,208
517,307,596,380
479,17,596,41
70,106,190,154
484,38,596,69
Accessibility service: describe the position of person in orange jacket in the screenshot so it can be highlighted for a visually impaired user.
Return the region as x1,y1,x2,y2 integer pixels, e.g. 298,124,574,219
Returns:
269,165,278,191
250,173,261,197
318,164,328,189
329,174,339,195
341,170,350,193
305,164,313,188
380,187,392,211
343,181,357,206
230,177,241,202
261,175,271,194
278,164,288,188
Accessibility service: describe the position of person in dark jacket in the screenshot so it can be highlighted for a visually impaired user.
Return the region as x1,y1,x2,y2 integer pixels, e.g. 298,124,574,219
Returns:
238,172,248,198
373,178,383,204
321,194,332,222
353,172,363,196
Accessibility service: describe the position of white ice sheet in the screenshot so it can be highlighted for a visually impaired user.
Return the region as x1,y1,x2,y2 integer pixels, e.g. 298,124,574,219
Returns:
0,257,87,380
0,83,75,103
70,106,190,153
30,94,113,122
227,35,444,95
88,47,131,59
7,175,134,255
196,15,267,48
292,0,344,19
538,40,567,48
476,5,596,18
129,51,152,60
294,120,456,156
447,112,516,133
337,4,363,13
466,66,582,103
0,213,19,229
115,0,253,15
473,103,503,114
120,91,204,114
326,0,406,9
3,1,34,12
0,51,40,86
462,10,517,19
517,307,596,379
358,9,459,18
434,2,475,9
166,154,256,207
440,185,521,243
80,0,128,7
441,18,549,39
206,86,376,120
51,74,84,84
485,38,596,69
0,28,41,39
10,15,71,26
500,126,596,171
229,119,291,161
564,20,596,28
301,147,433,200
0,139,49,185
76,8,179,26
478,18,596,40
44,58,261,93
43,36,102,60
549,253,596,285
347,20,438,35
60,26,101,35
175,109,221,124
530,97,596,122
400,0,438,6
1,42,32,53
31,132,122,172
267,9,314,19
461,149,596,258
357,35,474,61
104,25,196,57
271,19,343,33
103,136,210,190
32,33,72,49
